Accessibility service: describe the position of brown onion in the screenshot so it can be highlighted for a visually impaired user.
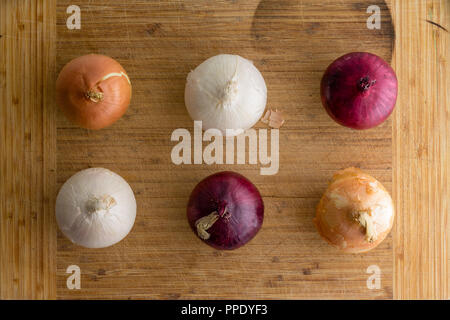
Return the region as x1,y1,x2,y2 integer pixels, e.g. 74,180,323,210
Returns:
314,167,394,253
56,54,132,130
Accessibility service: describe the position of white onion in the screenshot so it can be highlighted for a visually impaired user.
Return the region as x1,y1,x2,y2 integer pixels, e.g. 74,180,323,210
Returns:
185,54,267,136
55,168,136,248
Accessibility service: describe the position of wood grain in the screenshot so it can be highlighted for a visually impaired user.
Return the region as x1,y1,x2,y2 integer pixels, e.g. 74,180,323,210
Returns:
391,0,449,300
0,0,57,299
0,0,447,300
56,0,394,299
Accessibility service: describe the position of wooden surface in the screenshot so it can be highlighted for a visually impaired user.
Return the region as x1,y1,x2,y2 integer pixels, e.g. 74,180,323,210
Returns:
391,0,449,299
0,0,57,299
0,0,447,299
55,0,393,300
57,0,394,299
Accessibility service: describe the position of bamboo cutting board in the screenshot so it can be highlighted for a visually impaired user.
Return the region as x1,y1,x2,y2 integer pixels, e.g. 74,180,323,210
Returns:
54,0,395,299
2,0,448,300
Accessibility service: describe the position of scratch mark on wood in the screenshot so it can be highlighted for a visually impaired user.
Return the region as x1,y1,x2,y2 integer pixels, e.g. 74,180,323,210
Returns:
302,268,312,275
426,20,448,32
146,23,161,36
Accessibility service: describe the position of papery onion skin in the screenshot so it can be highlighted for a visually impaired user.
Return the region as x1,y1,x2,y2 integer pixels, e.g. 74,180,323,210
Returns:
314,167,394,253
320,52,398,130
187,171,264,250
185,54,267,136
56,54,132,130
55,168,136,249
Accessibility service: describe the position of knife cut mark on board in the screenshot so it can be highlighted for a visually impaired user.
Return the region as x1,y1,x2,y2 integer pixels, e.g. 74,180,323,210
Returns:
426,20,448,32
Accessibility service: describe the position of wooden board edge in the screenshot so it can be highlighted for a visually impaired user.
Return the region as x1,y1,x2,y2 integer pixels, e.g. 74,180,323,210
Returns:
42,0,57,300
0,0,57,299
392,0,449,299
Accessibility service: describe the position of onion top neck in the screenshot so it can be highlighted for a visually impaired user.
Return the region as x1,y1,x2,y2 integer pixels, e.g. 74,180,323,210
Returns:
219,79,238,109
195,205,230,240
85,89,104,102
219,57,239,109
357,76,376,93
86,195,117,214
85,71,131,103
352,210,377,243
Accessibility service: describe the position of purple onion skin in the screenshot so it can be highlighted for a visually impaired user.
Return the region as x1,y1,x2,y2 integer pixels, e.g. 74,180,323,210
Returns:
320,52,398,130
187,171,264,250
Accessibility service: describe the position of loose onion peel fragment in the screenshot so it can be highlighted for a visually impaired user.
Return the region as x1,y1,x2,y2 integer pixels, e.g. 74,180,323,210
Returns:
261,109,285,128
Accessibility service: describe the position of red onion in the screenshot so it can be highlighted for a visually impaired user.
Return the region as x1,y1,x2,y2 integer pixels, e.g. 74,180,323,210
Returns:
320,52,398,129
187,171,264,250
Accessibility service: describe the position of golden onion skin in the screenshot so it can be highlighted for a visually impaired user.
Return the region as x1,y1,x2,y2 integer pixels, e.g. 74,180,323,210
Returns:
56,54,132,130
314,167,394,253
